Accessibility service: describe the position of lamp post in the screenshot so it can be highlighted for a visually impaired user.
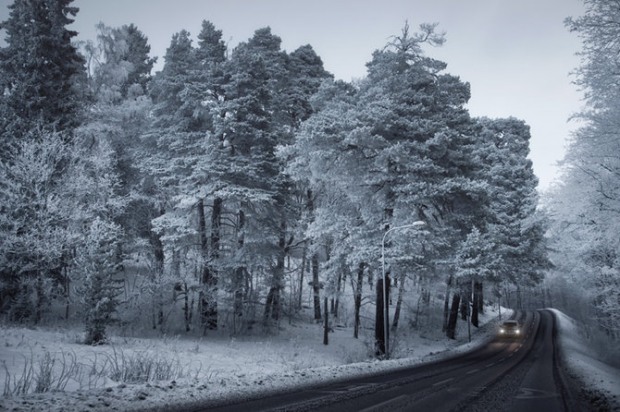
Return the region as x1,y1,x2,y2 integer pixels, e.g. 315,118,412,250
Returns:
381,221,426,359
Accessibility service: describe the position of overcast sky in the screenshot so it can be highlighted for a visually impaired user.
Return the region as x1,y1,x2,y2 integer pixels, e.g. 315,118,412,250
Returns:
0,0,586,190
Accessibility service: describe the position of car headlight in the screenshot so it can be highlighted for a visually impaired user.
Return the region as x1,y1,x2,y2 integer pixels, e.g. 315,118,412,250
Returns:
500,329,505,333
516,329,520,334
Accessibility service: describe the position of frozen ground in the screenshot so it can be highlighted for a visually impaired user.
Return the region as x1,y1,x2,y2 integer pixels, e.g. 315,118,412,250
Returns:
550,308,620,410
0,307,617,411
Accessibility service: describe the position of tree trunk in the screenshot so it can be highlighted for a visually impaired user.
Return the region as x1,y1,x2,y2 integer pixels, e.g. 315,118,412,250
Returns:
63,265,70,321
477,281,484,314
375,274,390,357
305,189,321,321
264,220,286,323
204,197,222,330
234,209,245,319
34,274,44,325
413,293,423,329
183,282,191,332
442,275,452,333
460,280,471,321
472,280,480,328
312,253,321,321
323,297,329,345
353,262,365,339
298,242,307,311
197,198,210,333
446,291,460,339
333,270,342,318
392,275,406,331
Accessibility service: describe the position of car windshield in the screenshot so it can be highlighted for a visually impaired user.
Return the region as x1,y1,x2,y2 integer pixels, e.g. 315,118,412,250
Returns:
502,321,518,328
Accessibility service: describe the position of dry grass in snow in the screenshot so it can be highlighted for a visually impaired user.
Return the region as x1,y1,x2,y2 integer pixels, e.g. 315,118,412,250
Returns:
0,306,510,411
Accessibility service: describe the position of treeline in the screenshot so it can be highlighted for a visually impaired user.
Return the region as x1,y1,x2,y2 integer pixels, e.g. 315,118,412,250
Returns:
545,0,620,341
0,0,548,344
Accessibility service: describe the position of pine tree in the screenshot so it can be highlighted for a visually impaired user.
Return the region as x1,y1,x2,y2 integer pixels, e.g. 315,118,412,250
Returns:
146,23,230,332
0,0,86,146
119,24,157,97
284,23,500,345
477,118,549,293
218,27,290,324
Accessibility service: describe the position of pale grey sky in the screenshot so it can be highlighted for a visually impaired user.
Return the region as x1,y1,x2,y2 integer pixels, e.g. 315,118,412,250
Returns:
0,0,586,190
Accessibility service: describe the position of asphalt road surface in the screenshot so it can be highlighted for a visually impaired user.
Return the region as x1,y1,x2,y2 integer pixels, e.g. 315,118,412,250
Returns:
187,310,585,412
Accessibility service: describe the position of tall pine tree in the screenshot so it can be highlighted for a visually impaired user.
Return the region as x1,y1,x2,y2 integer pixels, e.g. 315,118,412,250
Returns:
0,0,86,148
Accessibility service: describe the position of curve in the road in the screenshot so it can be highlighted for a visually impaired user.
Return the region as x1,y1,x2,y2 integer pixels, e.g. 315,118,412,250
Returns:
180,310,587,412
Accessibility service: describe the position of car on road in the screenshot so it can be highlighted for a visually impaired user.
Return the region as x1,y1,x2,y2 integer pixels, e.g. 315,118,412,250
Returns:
498,319,521,339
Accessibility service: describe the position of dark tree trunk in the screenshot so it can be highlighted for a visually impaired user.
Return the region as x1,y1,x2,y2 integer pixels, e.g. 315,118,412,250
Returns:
198,198,213,332
477,281,484,314
182,281,193,332
323,297,329,345
205,197,222,329
298,242,307,311
264,288,275,324
472,281,482,327
312,253,321,321
234,209,245,318
392,275,406,331
472,288,479,328
460,280,472,321
447,291,461,339
333,270,342,318
264,220,286,323
150,215,165,330
305,190,321,321
353,262,365,339
63,265,70,320
34,274,44,325
442,275,453,333
375,274,391,357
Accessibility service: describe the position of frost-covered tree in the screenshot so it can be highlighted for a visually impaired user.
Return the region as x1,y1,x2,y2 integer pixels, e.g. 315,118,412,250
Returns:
218,27,328,325
82,22,154,203
0,138,75,322
0,0,85,319
475,118,549,309
280,78,367,327
145,29,210,330
283,23,547,346
76,217,124,345
0,130,125,325
545,0,620,338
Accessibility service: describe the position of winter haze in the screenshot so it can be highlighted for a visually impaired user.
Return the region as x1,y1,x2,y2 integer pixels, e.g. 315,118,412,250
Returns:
1,0,619,411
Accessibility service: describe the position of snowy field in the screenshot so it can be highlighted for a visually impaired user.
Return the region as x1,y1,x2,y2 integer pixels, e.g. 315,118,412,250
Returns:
0,307,618,411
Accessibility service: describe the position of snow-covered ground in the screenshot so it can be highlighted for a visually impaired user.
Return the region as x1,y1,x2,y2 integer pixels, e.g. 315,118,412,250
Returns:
0,307,617,411
549,308,620,410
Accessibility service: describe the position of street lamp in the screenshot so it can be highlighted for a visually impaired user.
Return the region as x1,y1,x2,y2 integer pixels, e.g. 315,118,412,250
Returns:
381,221,426,359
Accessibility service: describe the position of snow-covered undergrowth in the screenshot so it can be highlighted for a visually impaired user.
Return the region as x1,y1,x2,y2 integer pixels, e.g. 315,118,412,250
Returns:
550,308,620,410
9,307,618,411
0,306,507,411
